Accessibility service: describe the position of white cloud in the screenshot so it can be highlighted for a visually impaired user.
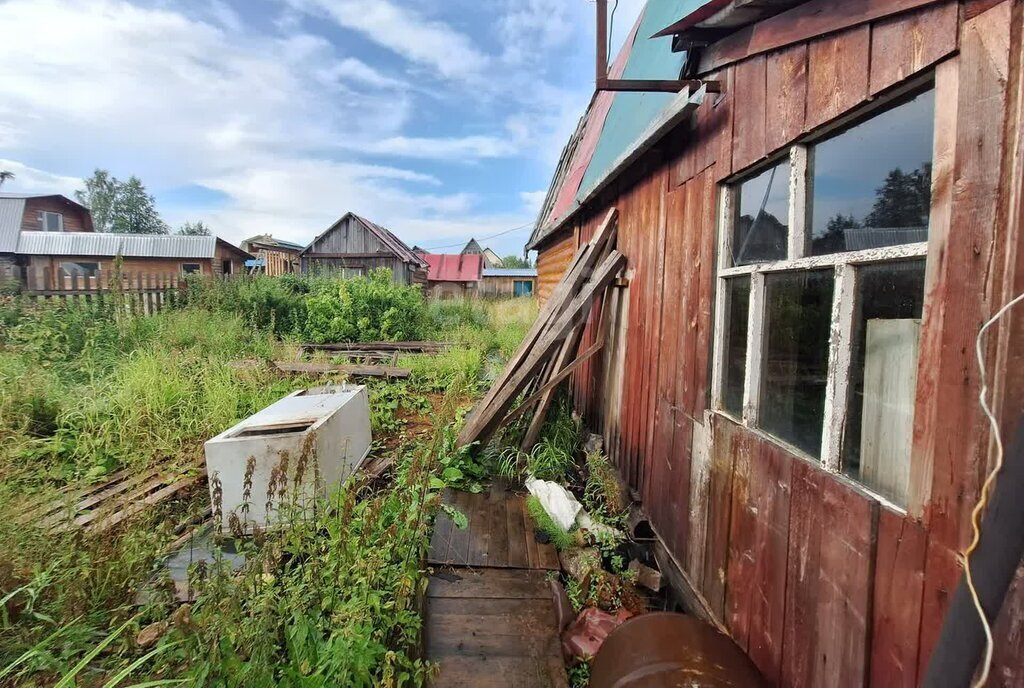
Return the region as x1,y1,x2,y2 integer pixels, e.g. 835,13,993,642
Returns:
519,190,547,214
356,136,518,160
320,58,408,90
0,0,614,254
286,0,489,82
0,159,80,197
497,0,575,66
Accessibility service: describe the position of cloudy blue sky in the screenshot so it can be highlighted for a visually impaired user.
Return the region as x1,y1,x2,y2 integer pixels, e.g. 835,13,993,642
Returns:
0,0,644,255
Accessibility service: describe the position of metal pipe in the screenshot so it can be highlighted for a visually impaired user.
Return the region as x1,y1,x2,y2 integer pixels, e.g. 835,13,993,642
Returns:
596,0,608,84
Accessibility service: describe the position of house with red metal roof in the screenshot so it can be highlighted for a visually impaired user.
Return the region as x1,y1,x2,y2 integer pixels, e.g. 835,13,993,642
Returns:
422,252,483,299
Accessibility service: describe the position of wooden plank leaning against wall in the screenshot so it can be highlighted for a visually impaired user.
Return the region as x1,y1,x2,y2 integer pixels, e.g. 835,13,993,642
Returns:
540,0,1024,685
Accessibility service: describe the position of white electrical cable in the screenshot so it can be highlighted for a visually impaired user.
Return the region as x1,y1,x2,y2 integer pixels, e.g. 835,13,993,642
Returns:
964,289,1024,688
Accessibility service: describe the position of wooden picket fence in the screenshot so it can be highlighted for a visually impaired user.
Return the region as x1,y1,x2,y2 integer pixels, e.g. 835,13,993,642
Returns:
9,265,185,316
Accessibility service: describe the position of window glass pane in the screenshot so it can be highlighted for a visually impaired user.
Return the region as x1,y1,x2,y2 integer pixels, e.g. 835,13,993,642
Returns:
760,270,834,457
843,260,926,504
722,277,750,417
182,263,201,274
810,89,935,255
734,160,790,265
43,212,63,232
61,261,99,275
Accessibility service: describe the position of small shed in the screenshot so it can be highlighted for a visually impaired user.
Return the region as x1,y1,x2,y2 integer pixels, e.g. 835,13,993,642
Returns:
240,234,303,276
424,253,483,299
300,212,427,284
480,267,537,298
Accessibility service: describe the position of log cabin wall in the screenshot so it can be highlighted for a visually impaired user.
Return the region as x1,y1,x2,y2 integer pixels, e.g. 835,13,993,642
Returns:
537,1,1024,684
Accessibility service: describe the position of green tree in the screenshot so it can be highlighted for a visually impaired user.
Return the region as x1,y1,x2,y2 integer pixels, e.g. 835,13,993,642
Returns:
75,169,120,232
110,176,168,234
501,254,532,269
863,164,931,228
812,213,861,253
177,221,211,236
0,170,14,188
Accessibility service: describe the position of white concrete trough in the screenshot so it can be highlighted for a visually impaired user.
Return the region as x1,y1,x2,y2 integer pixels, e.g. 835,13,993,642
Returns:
204,384,371,533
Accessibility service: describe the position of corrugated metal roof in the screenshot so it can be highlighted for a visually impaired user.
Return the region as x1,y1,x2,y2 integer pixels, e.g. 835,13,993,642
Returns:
482,268,537,278
843,227,928,251
0,197,26,253
354,214,428,268
425,253,483,282
15,232,219,258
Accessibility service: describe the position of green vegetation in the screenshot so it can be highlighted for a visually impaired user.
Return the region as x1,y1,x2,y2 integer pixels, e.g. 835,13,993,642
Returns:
0,279,537,687
525,495,575,551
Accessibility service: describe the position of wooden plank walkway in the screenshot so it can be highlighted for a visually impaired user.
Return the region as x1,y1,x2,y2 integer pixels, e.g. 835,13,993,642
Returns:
426,487,567,687
428,488,560,570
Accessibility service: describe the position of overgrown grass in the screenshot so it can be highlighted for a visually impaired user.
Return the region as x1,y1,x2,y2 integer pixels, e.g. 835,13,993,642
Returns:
0,287,539,686
525,495,575,551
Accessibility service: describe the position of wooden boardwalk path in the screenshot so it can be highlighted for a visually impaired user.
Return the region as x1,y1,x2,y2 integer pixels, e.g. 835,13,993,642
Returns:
426,487,567,687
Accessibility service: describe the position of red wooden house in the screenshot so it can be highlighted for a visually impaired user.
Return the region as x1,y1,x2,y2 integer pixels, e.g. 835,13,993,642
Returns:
530,0,1024,684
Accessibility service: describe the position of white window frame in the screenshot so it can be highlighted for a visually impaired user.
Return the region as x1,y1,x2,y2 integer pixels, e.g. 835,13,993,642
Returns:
711,82,937,506
41,211,64,232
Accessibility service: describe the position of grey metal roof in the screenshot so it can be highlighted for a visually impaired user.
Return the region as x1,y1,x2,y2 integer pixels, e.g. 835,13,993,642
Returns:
482,268,537,278
0,197,26,253
843,226,928,251
15,232,220,258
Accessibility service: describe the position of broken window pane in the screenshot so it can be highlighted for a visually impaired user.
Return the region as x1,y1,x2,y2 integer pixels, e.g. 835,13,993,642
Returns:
733,160,790,265
722,277,750,418
810,89,935,255
760,270,834,458
843,260,926,504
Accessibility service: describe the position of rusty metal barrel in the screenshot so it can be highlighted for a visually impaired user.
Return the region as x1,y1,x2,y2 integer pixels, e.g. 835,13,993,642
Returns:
590,612,767,688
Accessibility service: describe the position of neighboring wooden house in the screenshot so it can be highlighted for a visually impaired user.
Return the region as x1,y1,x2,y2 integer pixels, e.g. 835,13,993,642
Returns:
460,238,504,268
240,234,303,276
0,192,250,287
300,212,427,284
531,0,1024,685
1,193,93,279
424,253,483,299
479,267,536,298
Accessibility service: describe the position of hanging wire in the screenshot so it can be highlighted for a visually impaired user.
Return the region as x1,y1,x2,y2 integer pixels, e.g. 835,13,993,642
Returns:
963,289,1024,687
419,221,535,251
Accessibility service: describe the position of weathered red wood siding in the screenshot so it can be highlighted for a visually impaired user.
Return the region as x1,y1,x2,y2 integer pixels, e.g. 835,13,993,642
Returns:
537,1,1024,684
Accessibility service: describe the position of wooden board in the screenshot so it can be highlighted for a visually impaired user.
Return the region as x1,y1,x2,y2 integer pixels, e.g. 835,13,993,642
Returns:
274,361,410,378
425,570,567,687
732,55,768,172
427,490,559,570
781,461,877,688
726,439,792,685
765,44,808,153
805,25,870,131
870,509,927,688
868,0,958,96
703,416,738,617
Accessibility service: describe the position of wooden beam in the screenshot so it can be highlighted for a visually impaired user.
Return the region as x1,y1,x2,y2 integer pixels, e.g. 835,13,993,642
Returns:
463,209,618,434
458,250,627,448
598,78,722,93
504,332,606,431
274,362,411,378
